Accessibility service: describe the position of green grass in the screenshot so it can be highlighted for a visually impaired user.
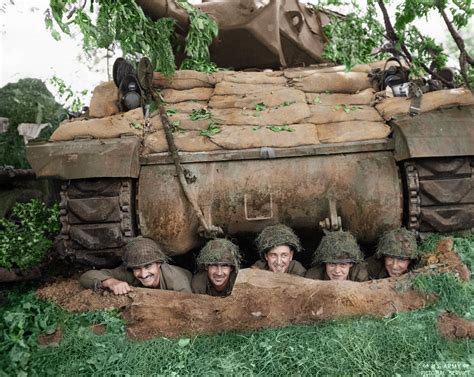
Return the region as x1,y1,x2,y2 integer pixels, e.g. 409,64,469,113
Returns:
0,288,472,376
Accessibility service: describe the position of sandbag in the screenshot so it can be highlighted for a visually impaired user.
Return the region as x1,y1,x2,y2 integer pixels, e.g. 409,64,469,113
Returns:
164,113,213,131
161,88,214,103
290,72,371,93
212,102,311,126
315,121,391,143
165,101,208,113
50,108,144,141
376,88,474,120
209,88,306,109
153,70,218,90
88,81,119,118
143,130,221,153
214,81,283,96
306,105,383,124
221,71,286,85
305,88,375,106
210,124,319,149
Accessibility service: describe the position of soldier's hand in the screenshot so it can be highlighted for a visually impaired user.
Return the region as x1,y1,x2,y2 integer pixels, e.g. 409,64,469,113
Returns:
101,278,133,295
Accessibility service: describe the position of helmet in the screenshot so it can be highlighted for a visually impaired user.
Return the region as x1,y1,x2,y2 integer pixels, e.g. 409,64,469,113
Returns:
196,238,241,270
255,224,302,259
122,237,168,268
313,230,364,265
376,228,418,259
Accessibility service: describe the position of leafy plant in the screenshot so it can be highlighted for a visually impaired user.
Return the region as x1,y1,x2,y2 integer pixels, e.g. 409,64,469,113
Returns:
316,1,386,70
190,108,212,120
313,95,322,104
47,0,176,76
335,104,363,112
199,120,221,137
165,108,178,116
0,78,65,168
255,102,267,111
49,76,87,113
170,120,186,134
266,125,295,132
0,199,60,269
178,0,219,72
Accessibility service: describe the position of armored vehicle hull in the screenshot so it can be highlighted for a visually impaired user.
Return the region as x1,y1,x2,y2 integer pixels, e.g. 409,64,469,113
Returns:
27,65,474,267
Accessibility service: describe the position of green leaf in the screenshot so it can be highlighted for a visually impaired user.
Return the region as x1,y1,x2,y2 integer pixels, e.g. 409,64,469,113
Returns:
255,102,266,111
178,338,191,347
199,120,221,137
313,96,322,104
266,125,295,132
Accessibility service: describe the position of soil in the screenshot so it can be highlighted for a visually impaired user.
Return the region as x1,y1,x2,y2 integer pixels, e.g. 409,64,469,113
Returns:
36,278,131,312
90,324,107,335
38,327,63,347
437,313,474,339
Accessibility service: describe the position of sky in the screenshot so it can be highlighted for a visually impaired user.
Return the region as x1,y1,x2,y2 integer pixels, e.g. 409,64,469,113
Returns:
0,0,463,105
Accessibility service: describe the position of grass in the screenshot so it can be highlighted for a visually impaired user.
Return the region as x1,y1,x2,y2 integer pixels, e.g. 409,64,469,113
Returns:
1,234,473,376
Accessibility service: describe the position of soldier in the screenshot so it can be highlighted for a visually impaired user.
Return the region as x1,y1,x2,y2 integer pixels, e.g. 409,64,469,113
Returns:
192,238,241,297
305,230,368,281
367,228,418,279
79,236,192,294
252,224,306,276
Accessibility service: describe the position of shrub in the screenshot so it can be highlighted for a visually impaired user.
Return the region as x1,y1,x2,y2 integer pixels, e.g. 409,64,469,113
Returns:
0,199,60,269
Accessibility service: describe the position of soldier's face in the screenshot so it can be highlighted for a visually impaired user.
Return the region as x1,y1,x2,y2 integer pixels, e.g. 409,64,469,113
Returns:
325,262,353,280
384,256,410,277
132,262,161,288
265,245,294,273
207,264,232,291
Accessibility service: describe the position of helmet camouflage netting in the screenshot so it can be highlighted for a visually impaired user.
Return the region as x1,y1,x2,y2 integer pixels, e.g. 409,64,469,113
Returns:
122,236,169,268
255,224,302,259
376,228,418,259
196,238,241,271
312,230,364,265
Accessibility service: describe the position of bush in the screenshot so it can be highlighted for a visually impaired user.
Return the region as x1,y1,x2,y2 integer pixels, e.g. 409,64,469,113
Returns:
0,199,60,269
0,78,65,168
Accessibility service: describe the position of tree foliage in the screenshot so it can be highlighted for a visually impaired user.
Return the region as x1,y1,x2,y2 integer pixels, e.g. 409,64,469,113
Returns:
316,0,473,87
0,79,65,168
46,0,219,76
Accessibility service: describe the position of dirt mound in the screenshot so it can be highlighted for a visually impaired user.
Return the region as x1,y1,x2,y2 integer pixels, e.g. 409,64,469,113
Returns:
437,313,474,339
36,279,131,312
35,242,468,340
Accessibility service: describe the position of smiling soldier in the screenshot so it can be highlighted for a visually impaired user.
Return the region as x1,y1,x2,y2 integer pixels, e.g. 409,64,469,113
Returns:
367,228,419,279
305,230,368,281
252,224,306,276
192,238,241,297
79,237,192,294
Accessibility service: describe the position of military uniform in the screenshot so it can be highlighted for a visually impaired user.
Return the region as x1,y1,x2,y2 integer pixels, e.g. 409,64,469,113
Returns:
366,255,389,279
191,270,237,297
252,259,307,276
79,263,192,292
305,262,369,282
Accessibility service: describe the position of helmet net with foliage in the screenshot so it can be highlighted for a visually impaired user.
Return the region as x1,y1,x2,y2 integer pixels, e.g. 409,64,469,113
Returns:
312,230,364,265
196,238,241,271
376,228,418,259
122,237,169,268
255,224,302,259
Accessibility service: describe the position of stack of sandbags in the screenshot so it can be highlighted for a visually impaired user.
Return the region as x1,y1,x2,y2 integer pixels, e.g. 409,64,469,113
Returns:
51,62,410,149
376,88,474,120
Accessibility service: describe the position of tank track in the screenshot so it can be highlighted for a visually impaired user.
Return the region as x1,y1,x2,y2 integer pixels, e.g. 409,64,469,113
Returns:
57,178,136,267
403,157,474,236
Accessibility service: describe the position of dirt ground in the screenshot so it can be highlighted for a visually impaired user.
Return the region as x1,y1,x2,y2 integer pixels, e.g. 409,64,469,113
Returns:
36,278,131,312
437,313,474,339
